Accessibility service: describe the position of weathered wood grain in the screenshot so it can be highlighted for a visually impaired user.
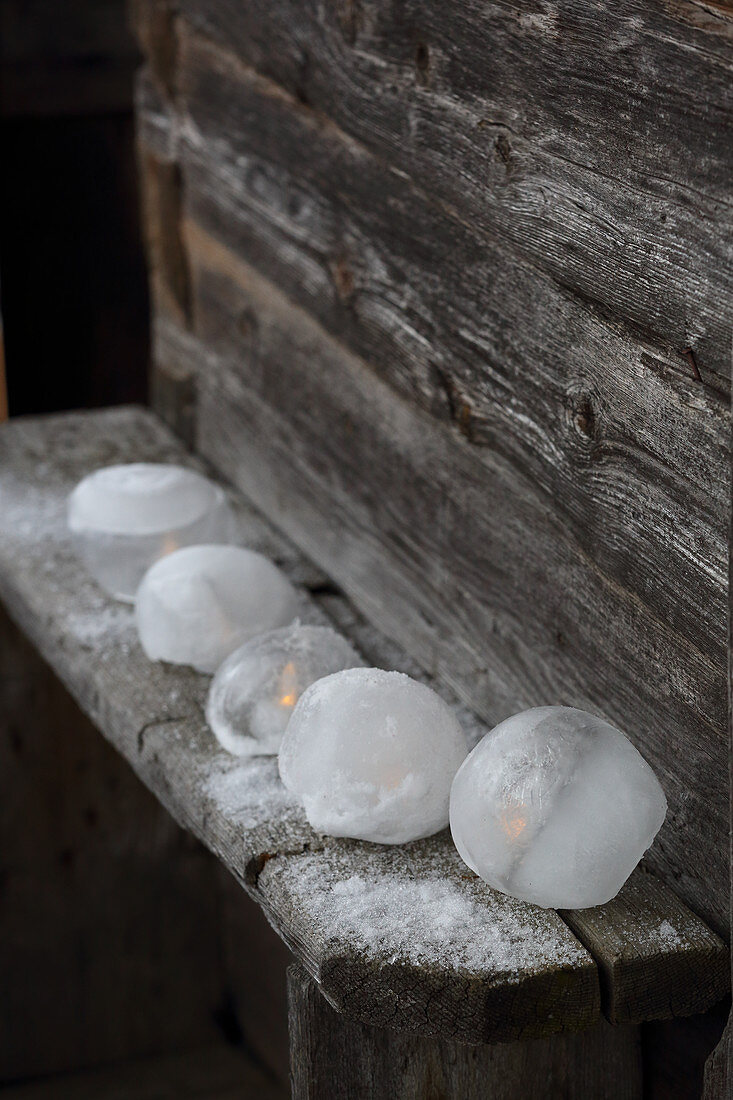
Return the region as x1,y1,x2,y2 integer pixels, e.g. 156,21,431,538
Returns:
184,230,728,936
174,0,733,381
0,406,600,1045
561,869,729,1025
260,838,599,1044
0,408,320,883
169,30,728,672
133,16,730,942
288,964,642,1100
0,407,725,1045
4,407,726,1048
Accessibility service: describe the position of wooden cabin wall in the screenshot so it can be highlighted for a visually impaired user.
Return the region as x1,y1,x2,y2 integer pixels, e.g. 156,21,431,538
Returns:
133,1,732,945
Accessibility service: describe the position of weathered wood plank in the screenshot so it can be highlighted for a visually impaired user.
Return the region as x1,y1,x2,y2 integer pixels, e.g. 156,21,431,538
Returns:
561,869,729,1025
0,408,320,884
134,29,729,940
168,31,728,671
185,231,729,936
0,1042,285,1100
0,406,601,1045
0,407,725,1044
174,0,733,381
288,963,642,1100
260,839,599,1044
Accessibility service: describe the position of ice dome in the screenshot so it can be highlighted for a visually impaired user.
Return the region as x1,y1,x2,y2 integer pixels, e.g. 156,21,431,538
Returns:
449,706,667,909
279,668,468,844
136,544,298,673
68,463,233,600
206,623,363,756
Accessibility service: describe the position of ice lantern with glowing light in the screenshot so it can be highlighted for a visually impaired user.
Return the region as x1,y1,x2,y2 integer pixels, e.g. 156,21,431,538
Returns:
206,623,364,755
279,668,469,843
68,463,234,600
135,544,299,673
449,706,667,909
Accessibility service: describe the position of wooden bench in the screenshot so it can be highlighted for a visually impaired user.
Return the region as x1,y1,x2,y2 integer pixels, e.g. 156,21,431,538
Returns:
0,406,727,1097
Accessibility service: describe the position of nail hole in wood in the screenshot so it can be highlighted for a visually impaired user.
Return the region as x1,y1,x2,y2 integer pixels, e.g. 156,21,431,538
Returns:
415,41,430,82
573,395,596,439
495,134,512,165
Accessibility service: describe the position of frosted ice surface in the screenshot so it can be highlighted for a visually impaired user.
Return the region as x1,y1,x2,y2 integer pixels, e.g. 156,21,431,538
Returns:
136,544,298,673
450,706,667,909
68,463,233,600
279,668,468,844
206,623,364,756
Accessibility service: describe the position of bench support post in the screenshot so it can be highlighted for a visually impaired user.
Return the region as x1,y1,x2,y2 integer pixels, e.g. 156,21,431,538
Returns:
287,963,643,1100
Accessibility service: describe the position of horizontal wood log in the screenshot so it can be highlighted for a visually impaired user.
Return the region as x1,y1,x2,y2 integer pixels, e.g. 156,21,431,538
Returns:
260,840,598,1044
0,407,725,1046
173,0,733,382
137,17,730,932
166,31,728,675
183,227,728,937
132,16,730,936
0,407,594,1045
288,963,643,1100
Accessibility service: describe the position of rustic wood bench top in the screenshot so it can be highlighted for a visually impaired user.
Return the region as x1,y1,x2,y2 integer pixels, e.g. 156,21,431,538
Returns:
0,406,727,1045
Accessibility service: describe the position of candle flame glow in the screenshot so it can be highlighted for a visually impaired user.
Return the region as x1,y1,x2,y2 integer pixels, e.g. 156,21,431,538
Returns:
278,661,298,708
501,802,527,842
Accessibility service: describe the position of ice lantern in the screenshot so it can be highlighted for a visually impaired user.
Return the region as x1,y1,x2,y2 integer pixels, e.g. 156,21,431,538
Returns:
206,623,363,756
68,463,234,601
449,706,667,909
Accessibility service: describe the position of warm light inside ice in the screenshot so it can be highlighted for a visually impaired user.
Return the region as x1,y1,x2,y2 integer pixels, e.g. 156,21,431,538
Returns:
449,706,667,909
67,463,233,600
135,544,298,673
206,623,363,755
279,668,468,844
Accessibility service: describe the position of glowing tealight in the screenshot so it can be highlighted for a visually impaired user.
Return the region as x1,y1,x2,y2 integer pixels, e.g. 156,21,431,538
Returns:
279,668,468,844
68,463,233,601
135,544,298,673
206,623,363,756
449,706,667,909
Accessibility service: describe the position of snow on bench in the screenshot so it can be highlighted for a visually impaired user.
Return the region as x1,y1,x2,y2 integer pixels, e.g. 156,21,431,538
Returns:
0,407,726,1044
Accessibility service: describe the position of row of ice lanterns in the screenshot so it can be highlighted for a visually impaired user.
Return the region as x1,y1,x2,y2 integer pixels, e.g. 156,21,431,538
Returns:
68,462,666,911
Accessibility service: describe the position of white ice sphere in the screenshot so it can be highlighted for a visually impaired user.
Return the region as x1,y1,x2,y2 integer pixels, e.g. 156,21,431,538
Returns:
279,668,468,844
135,545,298,673
450,706,667,909
68,463,234,601
206,624,364,756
